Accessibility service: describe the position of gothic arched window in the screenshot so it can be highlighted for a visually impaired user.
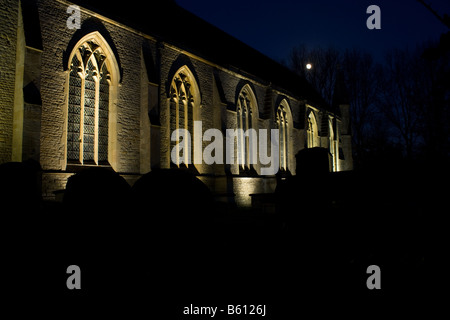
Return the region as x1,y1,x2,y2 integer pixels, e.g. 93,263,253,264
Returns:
307,110,318,148
169,67,198,167
276,100,292,172
67,40,110,165
277,105,289,171
236,85,257,171
329,117,339,172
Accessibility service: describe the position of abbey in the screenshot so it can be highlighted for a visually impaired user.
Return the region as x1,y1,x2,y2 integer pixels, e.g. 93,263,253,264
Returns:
0,0,352,207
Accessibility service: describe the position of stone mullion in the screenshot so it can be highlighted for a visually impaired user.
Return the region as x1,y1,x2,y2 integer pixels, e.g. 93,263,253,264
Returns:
79,76,85,164
284,113,289,170
178,95,184,167
283,120,286,169
243,106,247,169
94,73,100,165
242,105,247,169
187,98,194,164
277,113,281,170
308,117,312,148
279,111,284,170
237,105,243,168
169,96,178,166
182,90,189,161
246,100,252,169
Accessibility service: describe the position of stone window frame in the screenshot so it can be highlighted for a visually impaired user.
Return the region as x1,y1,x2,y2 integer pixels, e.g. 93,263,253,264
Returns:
236,84,258,172
276,99,293,172
63,32,120,171
276,99,292,171
168,65,201,169
306,108,319,148
329,115,339,172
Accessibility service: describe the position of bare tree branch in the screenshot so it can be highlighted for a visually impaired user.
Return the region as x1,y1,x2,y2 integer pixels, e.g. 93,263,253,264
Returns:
416,0,450,28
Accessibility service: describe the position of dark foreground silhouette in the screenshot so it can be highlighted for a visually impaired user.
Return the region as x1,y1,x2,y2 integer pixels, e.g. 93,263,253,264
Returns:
1,156,437,317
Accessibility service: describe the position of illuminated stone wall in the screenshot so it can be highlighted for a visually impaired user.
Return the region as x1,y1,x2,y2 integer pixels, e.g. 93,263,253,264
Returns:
233,177,277,208
158,44,218,175
1,0,352,202
338,104,353,171
37,0,146,174
34,0,155,197
0,0,19,163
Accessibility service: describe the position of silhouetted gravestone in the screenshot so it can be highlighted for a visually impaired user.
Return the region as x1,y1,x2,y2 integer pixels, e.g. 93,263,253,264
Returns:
62,167,131,250
0,160,43,243
0,160,44,303
61,167,132,296
129,169,219,300
273,147,345,298
276,147,331,224
63,167,130,211
295,147,331,176
62,167,131,242
0,160,42,212
131,168,214,227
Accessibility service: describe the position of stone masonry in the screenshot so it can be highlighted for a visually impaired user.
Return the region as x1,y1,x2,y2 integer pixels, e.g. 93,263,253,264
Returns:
0,0,353,205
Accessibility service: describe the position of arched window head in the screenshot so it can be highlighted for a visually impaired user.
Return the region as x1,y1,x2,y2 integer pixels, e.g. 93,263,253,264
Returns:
307,110,318,148
276,100,291,171
67,38,114,165
236,85,257,171
169,66,200,167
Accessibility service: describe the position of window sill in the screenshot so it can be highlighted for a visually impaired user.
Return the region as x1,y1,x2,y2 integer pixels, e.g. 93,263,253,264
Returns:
66,161,113,173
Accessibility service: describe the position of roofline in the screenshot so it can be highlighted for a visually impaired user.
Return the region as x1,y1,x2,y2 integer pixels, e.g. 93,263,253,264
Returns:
57,0,328,111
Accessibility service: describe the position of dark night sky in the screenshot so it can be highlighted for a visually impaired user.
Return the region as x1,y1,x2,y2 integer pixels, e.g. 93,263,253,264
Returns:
176,0,450,64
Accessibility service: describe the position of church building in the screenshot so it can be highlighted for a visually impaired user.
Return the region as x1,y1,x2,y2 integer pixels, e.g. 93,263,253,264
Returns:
0,0,352,207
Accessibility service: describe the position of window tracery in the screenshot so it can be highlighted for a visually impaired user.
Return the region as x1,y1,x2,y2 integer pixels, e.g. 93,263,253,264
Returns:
67,40,110,165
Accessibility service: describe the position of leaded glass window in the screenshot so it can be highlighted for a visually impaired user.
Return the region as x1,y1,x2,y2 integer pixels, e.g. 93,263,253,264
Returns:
169,71,194,167
277,106,288,171
329,117,338,172
237,89,254,171
307,111,318,148
67,40,110,165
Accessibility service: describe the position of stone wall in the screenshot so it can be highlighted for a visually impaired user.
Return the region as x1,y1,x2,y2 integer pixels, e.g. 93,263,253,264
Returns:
0,0,19,163
41,171,74,200
1,0,353,202
37,0,149,174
